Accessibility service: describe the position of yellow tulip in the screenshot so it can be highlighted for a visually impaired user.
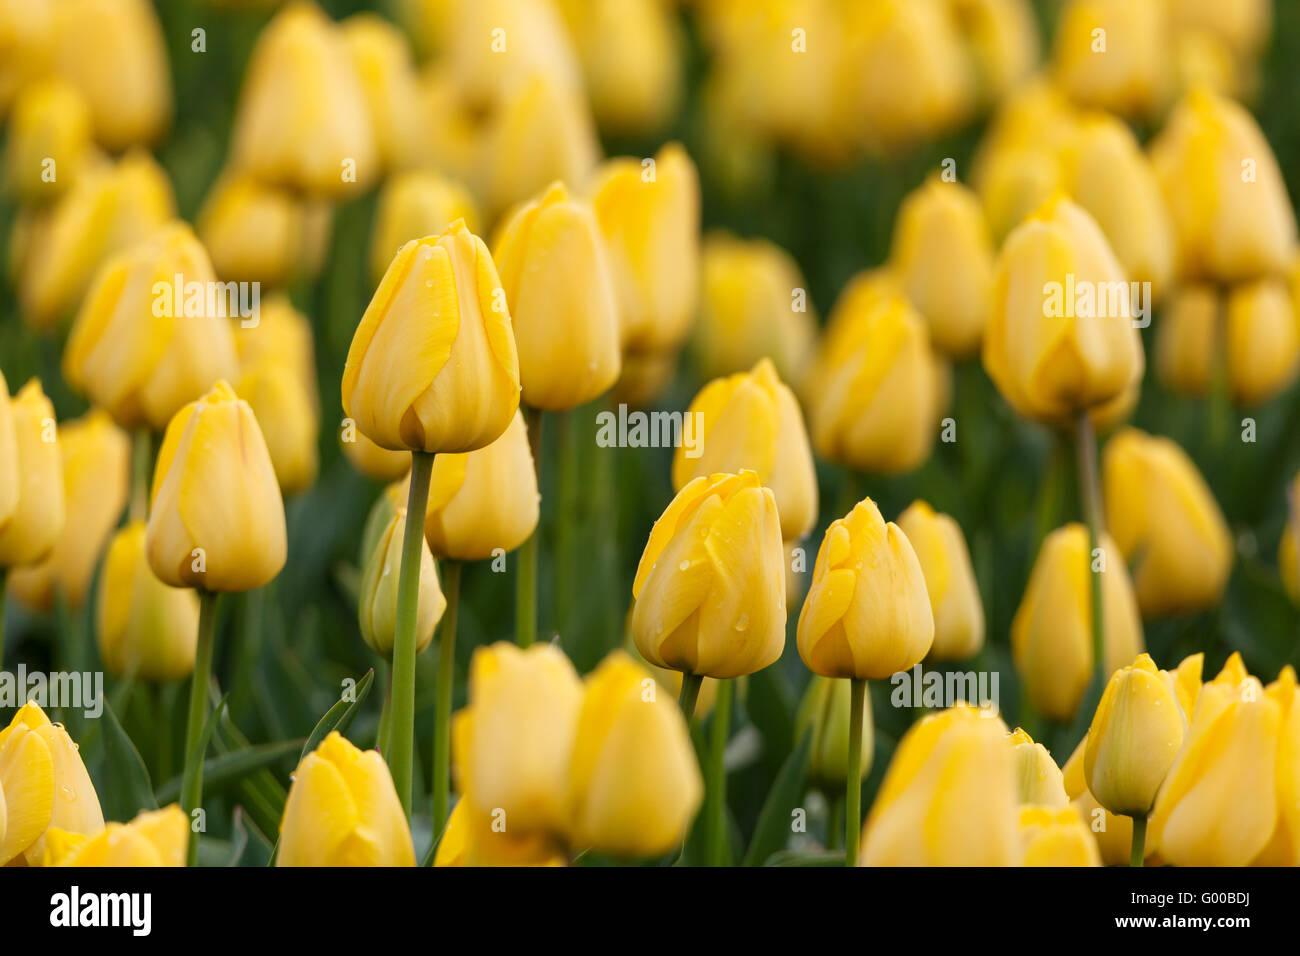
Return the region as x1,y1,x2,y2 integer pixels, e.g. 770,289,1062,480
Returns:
0,379,63,568
0,0,55,117
1253,666,1300,865
44,804,187,867
795,675,872,789
340,13,423,174
358,508,445,660
859,704,1018,865
234,295,317,402
341,427,412,484
342,219,521,454
610,347,680,409
493,181,621,411
146,380,287,592
632,471,785,680
1053,0,1172,119
567,651,703,856
8,410,128,610
889,176,994,357
1224,277,1300,406
798,497,934,680
1148,653,1281,866
0,372,18,530
672,359,818,544
3,78,93,204
1017,804,1101,866
278,731,414,866
433,794,566,868
1154,283,1216,396
945,0,1040,105
196,174,315,287
1006,728,1068,807
236,362,319,496
0,702,104,866
1169,0,1271,64
1103,427,1233,616
63,221,240,431
896,501,984,661
589,142,701,354
1150,87,1298,283
368,170,479,288
1164,651,1205,720
230,1,377,197
442,0,582,110
1012,524,1145,722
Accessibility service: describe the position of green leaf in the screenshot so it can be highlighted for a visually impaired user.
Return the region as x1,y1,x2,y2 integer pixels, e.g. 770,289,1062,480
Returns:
763,849,844,867
741,728,812,867
99,700,158,820
180,694,228,813
155,738,304,804
297,668,375,762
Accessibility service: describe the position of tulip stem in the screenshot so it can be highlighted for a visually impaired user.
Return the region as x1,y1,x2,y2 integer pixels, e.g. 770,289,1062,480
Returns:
1075,412,1106,691
376,663,392,757
390,450,435,818
846,677,867,867
678,672,703,721
130,427,152,521
1129,815,1147,867
432,560,461,838
182,589,219,867
706,678,733,866
516,407,544,648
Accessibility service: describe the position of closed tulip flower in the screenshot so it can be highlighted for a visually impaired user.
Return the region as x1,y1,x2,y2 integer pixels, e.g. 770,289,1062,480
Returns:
432,794,567,867
632,471,785,680
0,372,17,530
342,427,412,483
0,0,55,117
1053,0,1172,119
1148,653,1280,866
1253,666,1300,865
368,170,478,288
896,501,984,661
1154,283,1217,395
8,410,129,611
196,174,314,287
1163,651,1205,721
231,1,377,197
1150,87,1298,282
1012,524,1145,721
946,0,1040,104
359,508,445,660
567,651,703,856
493,181,621,411
0,702,104,866
1103,427,1233,616
340,13,423,174
672,359,818,544
798,498,934,680
342,219,521,454
1006,728,1069,807
1018,805,1101,866
44,804,187,867
278,731,414,866
147,380,286,592
63,222,239,431
236,362,319,496
1224,277,1300,406
4,78,94,204
859,704,1018,866
234,296,316,400
795,676,873,789
0,379,63,568
443,0,582,110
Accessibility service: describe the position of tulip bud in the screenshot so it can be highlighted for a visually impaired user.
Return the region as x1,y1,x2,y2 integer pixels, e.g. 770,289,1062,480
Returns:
234,296,316,399
8,410,128,610
1154,283,1216,396
230,1,377,197
4,78,93,204
444,0,582,110
493,181,621,411
795,676,873,789
147,380,287,592
1012,524,1145,721
672,359,818,544
358,508,445,660
567,651,703,856
1017,804,1101,866
44,804,187,866
236,362,319,496
196,174,314,287
798,497,934,680
1053,0,1172,119
63,221,239,431
1006,728,1068,807
889,176,994,357
369,170,479,288
1224,277,1300,406
1148,653,1281,865
632,471,785,680
859,704,1018,866
0,379,64,568
896,501,984,661
1103,427,1233,616
340,13,423,174
1150,87,1298,282
342,427,412,484
0,702,104,866
589,143,701,354
1253,666,1300,865
949,0,1040,104
432,794,567,867
342,220,521,454
0,0,55,117
278,731,414,866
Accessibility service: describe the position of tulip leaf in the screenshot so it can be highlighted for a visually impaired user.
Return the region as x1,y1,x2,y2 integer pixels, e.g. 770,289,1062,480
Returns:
740,728,812,867
297,667,375,762
100,699,159,820
155,739,305,804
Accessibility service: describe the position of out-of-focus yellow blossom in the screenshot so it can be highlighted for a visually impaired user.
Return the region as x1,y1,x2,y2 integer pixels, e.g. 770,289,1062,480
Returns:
1280,473,1300,605
97,520,199,681
230,1,377,197
4,78,94,204
798,497,934,680
1154,283,1216,396
1006,728,1068,807
1148,653,1280,866
234,295,316,400
1168,0,1271,82
196,174,316,287
493,181,621,411
983,194,1144,424
340,13,423,174
342,428,412,483
415,64,482,189
795,675,872,789
342,220,520,454
944,0,1040,105
442,0,581,110
0,379,63,568
278,731,414,866
236,362,319,496
358,508,445,660
8,411,128,611
369,170,478,288
693,233,817,384
52,0,171,149
1053,0,1172,120
566,651,703,857
147,380,286,592
672,359,818,544
632,471,786,680
1062,733,1141,865
610,347,680,409
1163,651,1205,721
1254,666,1300,866
43,804,187,867
1012,524,1144,722
432,794,567,867
63,222,239,432
0,0,55,118
1017,804,1101,866
0,372,17,531
859,704,1018,866
896,500,984,661
0,702,104,866
589,142,700,355
1150,87,1297,283
1103,427,1233,616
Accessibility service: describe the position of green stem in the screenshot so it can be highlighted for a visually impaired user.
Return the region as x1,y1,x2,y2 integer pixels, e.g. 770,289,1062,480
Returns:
130,427,152,522
516,406,543,648
182,589,219,867
828,793,845,850
846,677,867,867
555,410,577,648
678,672,703,721
1130,814,1147,867
706,678,733,866
389,450,435,818
1076,411,1106,690
376,662,392,757
431,560,461,837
